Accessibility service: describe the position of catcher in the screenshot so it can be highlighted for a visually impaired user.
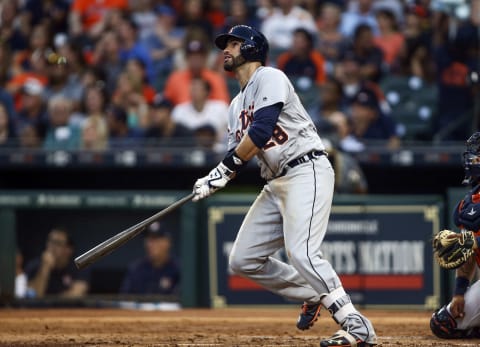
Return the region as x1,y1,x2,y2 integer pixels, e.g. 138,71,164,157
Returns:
431,132,480,339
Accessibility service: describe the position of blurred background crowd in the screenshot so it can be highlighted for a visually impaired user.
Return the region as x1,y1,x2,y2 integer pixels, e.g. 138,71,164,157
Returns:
0,0,478,155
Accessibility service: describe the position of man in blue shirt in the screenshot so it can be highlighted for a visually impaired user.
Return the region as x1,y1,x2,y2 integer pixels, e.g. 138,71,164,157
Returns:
120,221,180,295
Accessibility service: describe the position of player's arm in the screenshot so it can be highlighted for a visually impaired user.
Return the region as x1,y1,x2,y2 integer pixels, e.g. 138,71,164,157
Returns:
192,103,283,201
27,251,55,298
450,255,476,318
61,280,89,298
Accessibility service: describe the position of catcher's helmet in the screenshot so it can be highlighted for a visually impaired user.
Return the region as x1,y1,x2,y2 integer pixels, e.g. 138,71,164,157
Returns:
214,25,269,65
463,132,480,185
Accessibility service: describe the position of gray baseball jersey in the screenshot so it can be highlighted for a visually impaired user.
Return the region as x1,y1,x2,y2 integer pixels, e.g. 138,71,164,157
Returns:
227,66,325,180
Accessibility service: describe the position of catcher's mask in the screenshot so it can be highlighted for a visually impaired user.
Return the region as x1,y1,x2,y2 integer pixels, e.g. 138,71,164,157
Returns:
463,132,480,185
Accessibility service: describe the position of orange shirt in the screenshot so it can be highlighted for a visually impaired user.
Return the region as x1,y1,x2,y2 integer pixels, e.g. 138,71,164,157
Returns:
163,69,230,105
276,51,326,84
374,33,404,66
71,0,128,30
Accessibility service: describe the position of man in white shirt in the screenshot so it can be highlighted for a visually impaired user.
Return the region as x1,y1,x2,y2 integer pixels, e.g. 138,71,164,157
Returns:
172,77,228,150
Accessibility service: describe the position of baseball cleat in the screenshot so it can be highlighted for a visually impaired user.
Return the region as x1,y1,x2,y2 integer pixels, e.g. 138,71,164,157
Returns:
296,302,322,330
319,330,375,347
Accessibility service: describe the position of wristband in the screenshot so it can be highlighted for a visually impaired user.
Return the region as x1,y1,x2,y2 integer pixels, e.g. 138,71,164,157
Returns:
222,151,248,173
454,276,469,296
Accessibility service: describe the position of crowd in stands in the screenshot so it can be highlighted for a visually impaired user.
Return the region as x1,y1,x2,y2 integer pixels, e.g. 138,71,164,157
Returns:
0,0,478,153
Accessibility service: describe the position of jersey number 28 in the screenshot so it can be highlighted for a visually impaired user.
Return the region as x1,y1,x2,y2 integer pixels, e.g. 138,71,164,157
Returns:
263,125,289,150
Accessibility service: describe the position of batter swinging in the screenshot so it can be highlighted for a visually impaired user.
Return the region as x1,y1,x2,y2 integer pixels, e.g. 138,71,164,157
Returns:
192,25,377,347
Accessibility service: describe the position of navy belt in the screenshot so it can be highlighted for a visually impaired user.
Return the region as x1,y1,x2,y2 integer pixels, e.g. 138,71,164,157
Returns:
278,150,327,177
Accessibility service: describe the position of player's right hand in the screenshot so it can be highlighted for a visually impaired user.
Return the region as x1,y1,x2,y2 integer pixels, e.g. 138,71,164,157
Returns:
450,295,465,318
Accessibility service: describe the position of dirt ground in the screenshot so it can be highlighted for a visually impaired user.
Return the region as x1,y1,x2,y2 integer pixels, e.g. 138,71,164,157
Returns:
0,307,479,347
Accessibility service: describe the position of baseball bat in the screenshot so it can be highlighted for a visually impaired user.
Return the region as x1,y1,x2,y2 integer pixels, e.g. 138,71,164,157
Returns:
74,192,195,270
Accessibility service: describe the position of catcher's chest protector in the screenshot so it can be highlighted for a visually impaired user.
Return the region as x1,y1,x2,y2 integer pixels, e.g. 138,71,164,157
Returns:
454,184,480,266
454,185,480,231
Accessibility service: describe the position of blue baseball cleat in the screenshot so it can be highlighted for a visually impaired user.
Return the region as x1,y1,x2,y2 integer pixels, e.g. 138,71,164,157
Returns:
296,302,322,330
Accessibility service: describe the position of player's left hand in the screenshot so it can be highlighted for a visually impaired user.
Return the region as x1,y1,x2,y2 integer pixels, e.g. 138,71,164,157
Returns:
192,162,234,202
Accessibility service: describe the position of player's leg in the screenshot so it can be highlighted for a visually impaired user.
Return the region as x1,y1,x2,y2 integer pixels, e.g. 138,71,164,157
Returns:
274,156,376,346
229,184,321,304
431,279,480,338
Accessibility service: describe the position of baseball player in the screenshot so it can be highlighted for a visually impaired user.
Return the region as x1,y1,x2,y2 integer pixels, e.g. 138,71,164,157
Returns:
430,132,480,339
192,25,377,347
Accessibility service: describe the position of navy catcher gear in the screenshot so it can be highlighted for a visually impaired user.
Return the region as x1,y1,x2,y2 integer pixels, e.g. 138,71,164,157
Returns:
431,306,480,339
215,25,269,65
462,132,480,185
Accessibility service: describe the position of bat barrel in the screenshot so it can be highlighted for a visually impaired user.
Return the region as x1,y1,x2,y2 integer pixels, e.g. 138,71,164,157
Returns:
74,192,195,270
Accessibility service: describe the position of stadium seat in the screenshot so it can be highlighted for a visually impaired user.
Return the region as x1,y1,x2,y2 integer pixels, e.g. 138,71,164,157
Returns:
380,75,438,141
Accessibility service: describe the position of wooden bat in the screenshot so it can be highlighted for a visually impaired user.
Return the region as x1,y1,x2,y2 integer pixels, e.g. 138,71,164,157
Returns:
74,192,195,270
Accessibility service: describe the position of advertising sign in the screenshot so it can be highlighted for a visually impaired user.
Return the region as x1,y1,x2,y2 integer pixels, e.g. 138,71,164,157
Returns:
208,202,441,309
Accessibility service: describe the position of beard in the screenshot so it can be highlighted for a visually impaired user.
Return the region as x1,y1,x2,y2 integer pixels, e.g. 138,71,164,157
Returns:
224,54,246,72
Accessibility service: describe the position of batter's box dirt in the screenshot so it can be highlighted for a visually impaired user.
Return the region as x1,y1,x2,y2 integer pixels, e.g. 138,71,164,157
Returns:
0,308,479,346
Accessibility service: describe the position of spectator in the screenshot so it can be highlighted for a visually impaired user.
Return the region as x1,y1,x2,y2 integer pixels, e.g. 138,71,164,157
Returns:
144,95,194,146
260,0,317,52
176,0,214,40
143,5,184,89
43,96,81,150
80,114,109,151
0,1,29,52
373,8,404,69
43,53,84,111
117,14,155,85
277,28,326,85
335,51,382,112
18,123,41,148
21,0,70,35
106,105,144,148
221,0,260,34
124,58,156,104
163,39,230,106
323,138,368,194
431,8,477,141
120,221,180,295
206,0,226,34
79,84,108,124
7,49,49,112
341,24,384,82
25,227,89,298
339,0,379,39
313,77,347,130
0,102,14,147
14,78,48,141
91,30,123,97
130,0,158,41
349,87,400,150
11,23,51,78
54,39,87,97
193,123,218,151
68,0,128,43
316,2,347,76
171,77,228,150
111,72,149,129
15,249,27,299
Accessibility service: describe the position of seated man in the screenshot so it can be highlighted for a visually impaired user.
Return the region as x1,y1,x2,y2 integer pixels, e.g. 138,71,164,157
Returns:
120,222,180,295
25,227,89,298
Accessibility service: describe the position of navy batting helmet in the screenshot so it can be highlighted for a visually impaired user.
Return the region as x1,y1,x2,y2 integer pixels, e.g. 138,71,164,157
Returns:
463,132,480,185
215,25,269,65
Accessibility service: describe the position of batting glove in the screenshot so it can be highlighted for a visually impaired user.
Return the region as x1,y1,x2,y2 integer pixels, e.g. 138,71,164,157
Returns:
192,162,234,202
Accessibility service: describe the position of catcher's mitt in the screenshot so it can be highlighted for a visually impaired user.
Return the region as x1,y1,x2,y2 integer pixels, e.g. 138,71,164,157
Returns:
433,229,476,269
